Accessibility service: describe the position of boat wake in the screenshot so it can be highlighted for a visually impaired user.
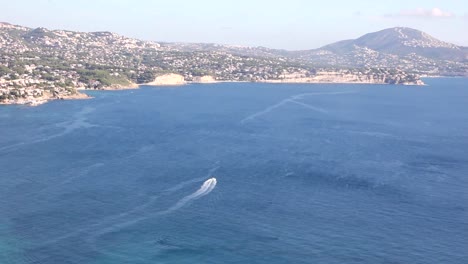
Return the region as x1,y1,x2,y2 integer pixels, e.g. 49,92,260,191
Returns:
166,177,217,213
87,177,218,258
0,107,97,153
40,165,219,247
240,91,357,124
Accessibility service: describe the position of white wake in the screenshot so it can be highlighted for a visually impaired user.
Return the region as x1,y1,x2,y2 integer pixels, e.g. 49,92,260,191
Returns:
289,100,329,114
86,177,218,254
240,91,358,123
240,99,291,124
166,177,217,212
0,107,97,153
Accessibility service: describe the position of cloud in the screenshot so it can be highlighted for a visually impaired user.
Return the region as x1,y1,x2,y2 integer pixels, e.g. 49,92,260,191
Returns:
353,11,362,17
385,8,455,19
219,26,233,31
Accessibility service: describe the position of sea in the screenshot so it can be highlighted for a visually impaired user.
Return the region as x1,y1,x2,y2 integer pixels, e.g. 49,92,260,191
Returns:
0,78,467,264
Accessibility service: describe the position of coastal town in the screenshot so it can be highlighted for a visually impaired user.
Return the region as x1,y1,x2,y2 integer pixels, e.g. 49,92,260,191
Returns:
1,22,464,105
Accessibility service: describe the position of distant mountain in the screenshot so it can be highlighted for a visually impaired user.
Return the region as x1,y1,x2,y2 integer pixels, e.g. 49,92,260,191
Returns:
321,27,466,61
291,27,467,76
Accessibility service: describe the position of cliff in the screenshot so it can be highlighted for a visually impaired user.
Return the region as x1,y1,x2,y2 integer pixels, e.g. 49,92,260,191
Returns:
257,71,425,85
100,82,139,90
144,74,186,86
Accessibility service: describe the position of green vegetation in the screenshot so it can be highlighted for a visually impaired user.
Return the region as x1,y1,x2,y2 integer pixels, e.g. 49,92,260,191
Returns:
136,70,155,84
0,65,11,77
77,69,133,88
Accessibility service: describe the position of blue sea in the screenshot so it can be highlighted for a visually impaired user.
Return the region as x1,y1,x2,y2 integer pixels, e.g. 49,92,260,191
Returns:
1,78,467,264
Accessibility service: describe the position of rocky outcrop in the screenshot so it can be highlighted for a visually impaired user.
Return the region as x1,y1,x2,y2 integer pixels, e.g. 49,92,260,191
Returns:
145,73,186,86
192,75,217,83
59,92,90,100
100,82,139,90
257,71,425,85
0,87,90,106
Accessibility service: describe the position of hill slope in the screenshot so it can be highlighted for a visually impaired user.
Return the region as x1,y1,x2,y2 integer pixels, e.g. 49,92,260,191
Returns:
292,27,467,76
323,27,466,61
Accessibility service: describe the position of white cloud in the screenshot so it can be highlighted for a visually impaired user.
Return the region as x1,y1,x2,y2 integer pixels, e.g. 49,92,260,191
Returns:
386,8,455,19
353,11,362,17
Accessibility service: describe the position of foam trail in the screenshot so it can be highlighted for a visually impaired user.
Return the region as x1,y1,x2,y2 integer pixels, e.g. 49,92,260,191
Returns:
89,177,218,247
101,178,217,231
289,100,329,114
348,130,395,138
42,176,214,246
0,107,98,153
87,178,218,260
241,91,357,124
29,163,105,198
166,177,217,213
240,99,291,124
41,166,220,246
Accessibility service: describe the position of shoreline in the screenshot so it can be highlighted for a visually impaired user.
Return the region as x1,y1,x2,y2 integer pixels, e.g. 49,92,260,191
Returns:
156,80,425,86
76,82,140,91
0,79,431,106
254,80,425,86
421,75,467,79
0,91,91,107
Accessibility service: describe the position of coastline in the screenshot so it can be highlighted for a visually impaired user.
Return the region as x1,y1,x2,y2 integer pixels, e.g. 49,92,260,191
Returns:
192,79,425,86
134,72,426,87
0,90,91,107
76,82,140,91
0,78,428,106
254,80,425,86
101,83,140,90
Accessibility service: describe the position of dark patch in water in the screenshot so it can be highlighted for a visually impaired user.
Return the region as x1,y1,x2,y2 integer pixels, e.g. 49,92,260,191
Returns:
284,169,406,199
410,154,465,169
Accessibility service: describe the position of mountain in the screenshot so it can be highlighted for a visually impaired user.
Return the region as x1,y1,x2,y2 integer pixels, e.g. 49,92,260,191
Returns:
321,27,466,61
292,27,467,76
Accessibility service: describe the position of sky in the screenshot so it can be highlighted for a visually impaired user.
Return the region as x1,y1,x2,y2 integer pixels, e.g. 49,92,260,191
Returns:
0,0,467,50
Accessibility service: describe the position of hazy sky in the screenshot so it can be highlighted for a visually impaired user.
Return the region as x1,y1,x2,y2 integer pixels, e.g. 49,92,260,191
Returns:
1,0,467,50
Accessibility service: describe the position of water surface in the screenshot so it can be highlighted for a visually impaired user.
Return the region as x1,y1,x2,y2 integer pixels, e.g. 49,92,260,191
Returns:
1,78,467,264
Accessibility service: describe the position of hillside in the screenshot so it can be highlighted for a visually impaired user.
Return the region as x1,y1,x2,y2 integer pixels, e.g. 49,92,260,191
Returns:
1,23,466,105
325,27,465,61
292,27,467,76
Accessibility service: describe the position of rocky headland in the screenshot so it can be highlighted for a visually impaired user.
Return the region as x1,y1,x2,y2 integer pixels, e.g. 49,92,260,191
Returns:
0,87,90,106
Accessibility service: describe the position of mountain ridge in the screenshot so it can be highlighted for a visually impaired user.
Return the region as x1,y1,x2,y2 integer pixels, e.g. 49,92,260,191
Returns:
316,27,466,62
2,21,466,51
1,21,466,74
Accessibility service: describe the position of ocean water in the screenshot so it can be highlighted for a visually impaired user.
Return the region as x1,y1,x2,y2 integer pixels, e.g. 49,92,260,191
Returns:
0,78,467,264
